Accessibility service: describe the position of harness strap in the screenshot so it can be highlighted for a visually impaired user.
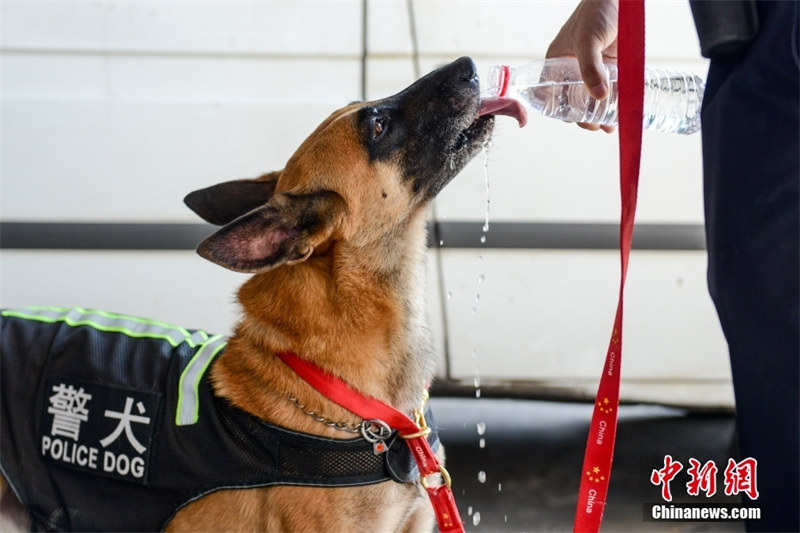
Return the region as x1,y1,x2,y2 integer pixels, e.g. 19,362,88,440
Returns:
277,351,465,533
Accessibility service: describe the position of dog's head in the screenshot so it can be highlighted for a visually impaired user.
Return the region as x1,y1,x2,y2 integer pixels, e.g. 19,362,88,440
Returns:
186,57,497,273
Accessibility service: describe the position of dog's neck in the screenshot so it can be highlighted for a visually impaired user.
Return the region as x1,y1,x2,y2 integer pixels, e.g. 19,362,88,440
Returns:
210,216,435,437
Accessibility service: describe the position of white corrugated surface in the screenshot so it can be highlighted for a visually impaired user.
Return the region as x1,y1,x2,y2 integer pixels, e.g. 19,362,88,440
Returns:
0,1,731,408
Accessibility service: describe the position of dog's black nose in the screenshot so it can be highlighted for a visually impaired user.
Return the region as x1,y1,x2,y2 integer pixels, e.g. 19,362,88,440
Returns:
452,56,479,85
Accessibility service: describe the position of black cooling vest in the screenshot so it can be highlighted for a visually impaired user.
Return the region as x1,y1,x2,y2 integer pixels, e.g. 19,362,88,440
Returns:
0,307,436,532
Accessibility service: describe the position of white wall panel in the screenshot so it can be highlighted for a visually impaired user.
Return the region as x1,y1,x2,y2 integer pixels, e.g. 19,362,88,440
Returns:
1,0,729,407
0,250,242,334
368,1,701,60
1,100,357,221
3,54,361,104
440,249,732,407
2,1,362,56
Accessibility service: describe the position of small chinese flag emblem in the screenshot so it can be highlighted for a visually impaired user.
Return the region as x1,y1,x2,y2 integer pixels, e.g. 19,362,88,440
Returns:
597,397,614,414
587,466,606,483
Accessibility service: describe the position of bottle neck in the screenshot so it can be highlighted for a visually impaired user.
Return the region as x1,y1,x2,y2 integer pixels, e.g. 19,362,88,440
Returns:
487,64,512,97
497,65,511,97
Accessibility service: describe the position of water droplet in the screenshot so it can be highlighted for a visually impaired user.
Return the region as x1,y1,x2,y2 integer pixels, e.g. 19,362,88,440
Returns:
477,274,485,284
439,239,444,246
478,471,486,483
480,235,486,244
475,388,481,398
476,422,486,435
473,373,480,389
498,483,502,492
467,506,473,516
479,438,486,448
473,512,481,526
481,141,492,238
446,291,453,300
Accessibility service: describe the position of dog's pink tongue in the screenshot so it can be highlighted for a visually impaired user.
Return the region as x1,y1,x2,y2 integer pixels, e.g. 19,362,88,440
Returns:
479,97,528,128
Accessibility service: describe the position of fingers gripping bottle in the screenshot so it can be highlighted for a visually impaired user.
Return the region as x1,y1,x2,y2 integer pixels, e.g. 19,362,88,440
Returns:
483,57,705,134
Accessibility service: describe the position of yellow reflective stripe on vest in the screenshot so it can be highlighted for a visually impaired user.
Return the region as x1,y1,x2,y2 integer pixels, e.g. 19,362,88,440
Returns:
175,334,227,426
1,306,227,427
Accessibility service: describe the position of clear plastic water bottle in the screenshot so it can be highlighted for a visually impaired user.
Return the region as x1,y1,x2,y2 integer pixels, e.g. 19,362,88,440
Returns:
484,57,705,134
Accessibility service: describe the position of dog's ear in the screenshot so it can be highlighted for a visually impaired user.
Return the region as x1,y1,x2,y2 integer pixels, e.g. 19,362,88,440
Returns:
184,171,281,226
196,190,345,273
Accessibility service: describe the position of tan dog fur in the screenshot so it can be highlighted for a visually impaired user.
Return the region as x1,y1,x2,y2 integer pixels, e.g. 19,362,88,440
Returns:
170,111,439,532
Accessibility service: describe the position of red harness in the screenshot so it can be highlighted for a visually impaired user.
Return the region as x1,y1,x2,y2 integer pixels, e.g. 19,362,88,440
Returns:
276,351,464,533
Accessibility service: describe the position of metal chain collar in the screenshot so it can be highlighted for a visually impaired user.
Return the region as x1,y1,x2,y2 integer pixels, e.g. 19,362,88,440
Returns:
287,394,362,434
286,394,394,445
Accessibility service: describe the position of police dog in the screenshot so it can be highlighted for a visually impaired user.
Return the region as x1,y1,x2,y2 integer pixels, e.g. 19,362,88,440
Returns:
1,57,521,532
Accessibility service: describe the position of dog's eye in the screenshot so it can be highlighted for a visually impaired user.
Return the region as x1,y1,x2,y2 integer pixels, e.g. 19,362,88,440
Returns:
373,117,388,140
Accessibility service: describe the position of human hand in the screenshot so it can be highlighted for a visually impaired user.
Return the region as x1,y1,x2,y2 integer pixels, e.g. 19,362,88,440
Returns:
546,0,619,133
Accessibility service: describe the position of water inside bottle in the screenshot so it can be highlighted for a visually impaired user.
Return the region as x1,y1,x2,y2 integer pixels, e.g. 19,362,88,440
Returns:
507,68,702,133
642,70,702,135
510,80,618,126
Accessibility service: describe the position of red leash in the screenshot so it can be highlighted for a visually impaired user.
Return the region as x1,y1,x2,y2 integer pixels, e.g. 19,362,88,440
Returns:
276,351,464,533
573,1,645,532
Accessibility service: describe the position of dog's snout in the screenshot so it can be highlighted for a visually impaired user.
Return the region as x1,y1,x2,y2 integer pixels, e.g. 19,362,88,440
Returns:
357,56,492,202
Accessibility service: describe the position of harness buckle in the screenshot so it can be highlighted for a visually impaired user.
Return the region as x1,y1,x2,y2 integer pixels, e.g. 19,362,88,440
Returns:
360,419,392,443
420,464,453,490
